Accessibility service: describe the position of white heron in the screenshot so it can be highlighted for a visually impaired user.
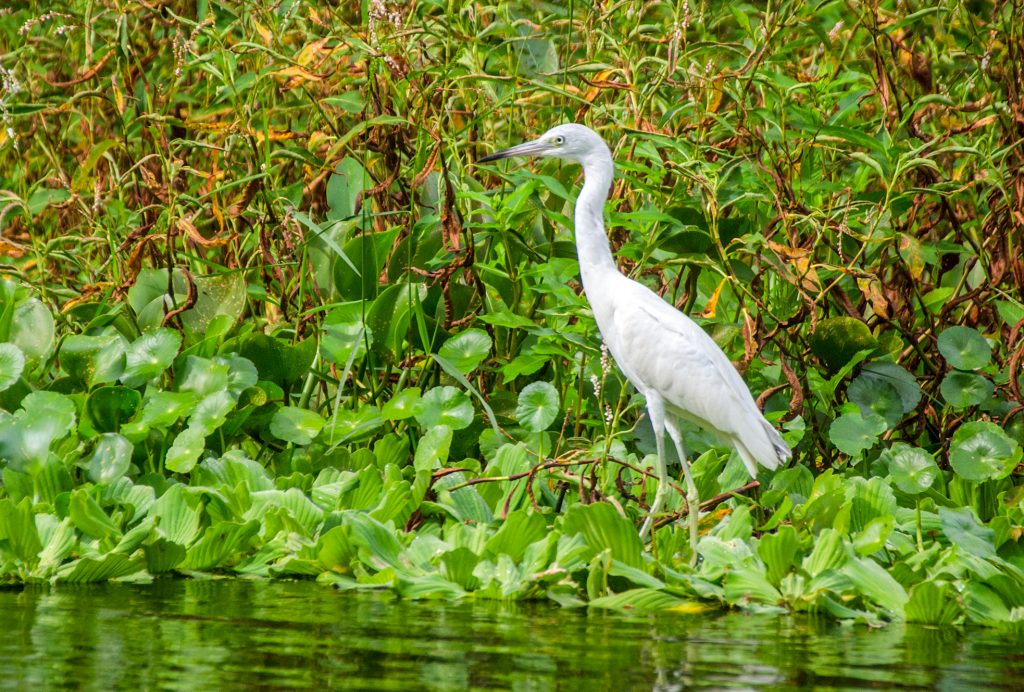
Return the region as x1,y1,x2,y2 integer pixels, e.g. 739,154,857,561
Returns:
479,123,791,561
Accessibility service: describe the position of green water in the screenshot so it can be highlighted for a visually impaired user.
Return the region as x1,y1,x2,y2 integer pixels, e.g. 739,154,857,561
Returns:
1,580,1022,690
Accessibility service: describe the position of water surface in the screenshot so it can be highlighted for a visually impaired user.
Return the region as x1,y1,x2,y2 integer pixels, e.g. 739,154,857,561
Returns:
2,580,1022,690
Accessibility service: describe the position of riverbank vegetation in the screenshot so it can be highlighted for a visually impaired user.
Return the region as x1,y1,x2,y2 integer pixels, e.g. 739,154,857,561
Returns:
1,0,1023,627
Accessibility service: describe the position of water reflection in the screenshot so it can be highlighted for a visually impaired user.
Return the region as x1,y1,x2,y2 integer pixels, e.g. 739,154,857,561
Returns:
1,580,1022,690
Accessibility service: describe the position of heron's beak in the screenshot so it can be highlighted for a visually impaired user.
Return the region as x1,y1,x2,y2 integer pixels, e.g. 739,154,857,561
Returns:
478,138,548,163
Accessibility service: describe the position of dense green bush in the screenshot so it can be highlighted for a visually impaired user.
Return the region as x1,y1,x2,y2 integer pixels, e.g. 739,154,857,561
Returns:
1,0,1023,626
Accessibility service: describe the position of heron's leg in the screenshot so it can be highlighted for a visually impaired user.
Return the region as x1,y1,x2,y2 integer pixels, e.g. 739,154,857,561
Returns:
664,417,700,566
639,395,669,540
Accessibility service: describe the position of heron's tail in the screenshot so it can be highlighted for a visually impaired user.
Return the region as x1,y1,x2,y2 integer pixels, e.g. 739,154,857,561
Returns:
733,418,791,477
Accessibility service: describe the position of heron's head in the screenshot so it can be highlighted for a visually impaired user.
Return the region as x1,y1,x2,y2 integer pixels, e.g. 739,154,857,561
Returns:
479,124,611,168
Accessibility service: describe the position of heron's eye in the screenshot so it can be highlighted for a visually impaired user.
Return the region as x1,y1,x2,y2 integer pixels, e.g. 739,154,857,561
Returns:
553,136,565,145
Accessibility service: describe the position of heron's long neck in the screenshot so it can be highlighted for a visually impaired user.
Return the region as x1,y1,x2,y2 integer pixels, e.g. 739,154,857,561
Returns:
575,157,617,289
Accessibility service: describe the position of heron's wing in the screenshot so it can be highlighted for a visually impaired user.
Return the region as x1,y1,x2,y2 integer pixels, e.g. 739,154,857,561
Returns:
605,282,766,439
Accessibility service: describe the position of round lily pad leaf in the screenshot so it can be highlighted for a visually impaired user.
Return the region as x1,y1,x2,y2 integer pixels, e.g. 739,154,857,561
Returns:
810,317,880,373
940,371,994,409
949,421,1021,482
10,297,55,361
937,326,991,371
848,375,903,426
270,406,326,446
120,328,182,388
829,410,888,458
515,381,560,433
438,328,492,375
381,387,421,421
881,442,939,494
414,386,474,430
0,343,25,392
85,433,134,484
86,386,142,433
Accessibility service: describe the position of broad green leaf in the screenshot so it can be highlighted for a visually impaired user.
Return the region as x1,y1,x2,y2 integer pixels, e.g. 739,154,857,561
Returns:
563,502,643,569
0,497,42,565
121,390,197,440
848,362,920,425
342,510,404,570
180,272,247,337
195,452,275,492
939,507,996,560
485,510,548,561
842,555,908,616
165,427,207,474
949,421,1021,482
414,386,474,430
723,566,782,605
317,525,357,572
381,387,421,421
515,381,560,433
144,538,187,574
35,516,75,576
178,355,230,396
190,391,235,434
69,489,121,542
365,282,424,363
84,433,134,484
55,554,144,583
882,443,938,494
0,342,25,392
845,476,897,532
60,334,126,386
828,410,887,457
321,311,370,365
182,520,260,571
236,332,316,387
757,525,799,585
588,588,684,612
940,371,994,408
440,546,481,590
853,516,893,556
964,582,1011,625
86,386,141,433
937,326,991,371
270,406,325,446
151,484,203,546
802,528,846,577
320,406,384,445
248,489,325,535
810,318,880,372
326,157,368,220
120,328,181,387
10,297,55,362
438,328,492,375
413,424,453,471
906,580,962,625
0,391,76,471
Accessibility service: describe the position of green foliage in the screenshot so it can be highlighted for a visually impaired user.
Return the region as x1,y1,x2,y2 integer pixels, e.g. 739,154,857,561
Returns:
1,0,1023,628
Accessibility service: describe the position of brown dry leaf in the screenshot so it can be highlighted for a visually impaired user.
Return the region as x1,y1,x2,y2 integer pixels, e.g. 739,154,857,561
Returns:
250,127,299,144
0,239,26,258
252,20,272,45
186,120,235,134
275,65,324,91
699,278,727,318
178,215,227,247
296,38,331,67
857,277,890,318
792,255,821,291
706,79,724,113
